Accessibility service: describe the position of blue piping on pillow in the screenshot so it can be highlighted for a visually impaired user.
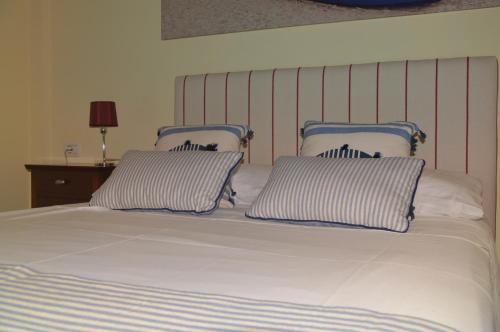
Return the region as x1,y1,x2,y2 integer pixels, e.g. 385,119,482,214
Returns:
244,213,411,233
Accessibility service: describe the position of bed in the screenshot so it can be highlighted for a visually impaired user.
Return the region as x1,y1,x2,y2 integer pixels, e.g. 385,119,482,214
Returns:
0,56,499,331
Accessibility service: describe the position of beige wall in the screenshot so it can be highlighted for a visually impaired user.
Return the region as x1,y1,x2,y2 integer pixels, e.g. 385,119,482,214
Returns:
4,1,500,252
0,0,30,211
35,1,500,166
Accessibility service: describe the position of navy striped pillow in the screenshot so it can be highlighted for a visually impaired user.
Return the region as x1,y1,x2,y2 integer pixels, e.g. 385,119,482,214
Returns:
317,144,380,158
246,157,425,232
169,140,218,152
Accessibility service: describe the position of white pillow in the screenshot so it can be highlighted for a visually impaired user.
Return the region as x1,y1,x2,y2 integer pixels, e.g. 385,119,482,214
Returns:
414,169,484,220
232,164,272,206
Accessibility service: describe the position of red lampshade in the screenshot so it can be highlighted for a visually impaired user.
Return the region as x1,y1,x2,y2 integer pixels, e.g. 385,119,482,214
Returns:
89,101,118,127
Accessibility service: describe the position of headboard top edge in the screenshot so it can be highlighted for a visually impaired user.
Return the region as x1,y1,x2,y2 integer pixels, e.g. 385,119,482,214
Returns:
176,56,498,79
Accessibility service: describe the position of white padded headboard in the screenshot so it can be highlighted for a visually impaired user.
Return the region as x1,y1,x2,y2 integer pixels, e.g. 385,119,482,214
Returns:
174,57,498,231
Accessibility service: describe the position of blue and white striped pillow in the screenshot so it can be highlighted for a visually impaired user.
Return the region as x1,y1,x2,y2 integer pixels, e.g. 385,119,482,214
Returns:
317,144,380,158
169,140,218,152
90,150,243,214
156,125,252,152
301,121,425,158
246,157,425,232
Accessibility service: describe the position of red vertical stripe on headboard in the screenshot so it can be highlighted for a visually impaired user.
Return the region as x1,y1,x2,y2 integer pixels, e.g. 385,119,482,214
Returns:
225,72,229,125
348,64,352,123
203,74,208,125
321,66,326,122
496,59,499,228
272,69,277,164
376,62,380,124
466,57,470,174
405,61,408,122
296,67,301,156
434,59,439,169
247,71,253,163
182,75,188,126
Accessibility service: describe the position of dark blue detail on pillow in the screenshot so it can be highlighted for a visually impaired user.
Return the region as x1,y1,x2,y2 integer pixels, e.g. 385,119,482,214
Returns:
317,144,381,158
241,130,254,145
410,136,418,155
408,205,416,220
169,140,218,152
419,131,427,141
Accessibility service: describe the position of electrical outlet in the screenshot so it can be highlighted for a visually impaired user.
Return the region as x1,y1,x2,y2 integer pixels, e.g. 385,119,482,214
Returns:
64,144,81,157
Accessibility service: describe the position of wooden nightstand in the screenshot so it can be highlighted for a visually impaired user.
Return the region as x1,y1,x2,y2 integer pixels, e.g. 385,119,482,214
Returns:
25,164,115,208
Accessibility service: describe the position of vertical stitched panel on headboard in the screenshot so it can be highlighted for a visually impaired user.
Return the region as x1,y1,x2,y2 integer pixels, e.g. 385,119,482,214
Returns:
204,74,226,125
350,63,378,123
250,70,273,165
274,69,298,159
437,58,467,172
406,60,437,168
378,61,406,123
323,66,350,122
174,57,498,231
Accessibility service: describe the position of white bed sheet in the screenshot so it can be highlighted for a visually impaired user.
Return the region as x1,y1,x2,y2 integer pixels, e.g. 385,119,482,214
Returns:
0,204,498,331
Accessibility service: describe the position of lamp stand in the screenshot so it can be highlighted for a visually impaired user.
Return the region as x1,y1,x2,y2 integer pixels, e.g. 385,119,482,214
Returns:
95,127,113,167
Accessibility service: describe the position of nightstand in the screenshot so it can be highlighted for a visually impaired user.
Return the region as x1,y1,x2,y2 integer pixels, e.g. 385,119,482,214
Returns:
25,164,115,208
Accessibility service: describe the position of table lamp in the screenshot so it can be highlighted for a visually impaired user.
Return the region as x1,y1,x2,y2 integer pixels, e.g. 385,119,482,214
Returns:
89,101,118,166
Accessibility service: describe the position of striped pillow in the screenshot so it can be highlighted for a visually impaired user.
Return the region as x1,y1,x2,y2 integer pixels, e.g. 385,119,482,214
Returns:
246,157,425,232
90,150,243,213
156,125,252,152
301,121,425,158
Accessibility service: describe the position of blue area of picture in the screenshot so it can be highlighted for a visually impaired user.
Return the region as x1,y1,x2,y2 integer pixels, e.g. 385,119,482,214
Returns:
311,0,439,7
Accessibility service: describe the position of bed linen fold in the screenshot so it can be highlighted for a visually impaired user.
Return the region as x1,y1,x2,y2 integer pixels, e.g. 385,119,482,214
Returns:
0,264,457,332
0,205,498,331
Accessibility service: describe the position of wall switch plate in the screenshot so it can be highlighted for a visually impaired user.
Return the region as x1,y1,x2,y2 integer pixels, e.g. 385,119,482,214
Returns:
64,144,81,157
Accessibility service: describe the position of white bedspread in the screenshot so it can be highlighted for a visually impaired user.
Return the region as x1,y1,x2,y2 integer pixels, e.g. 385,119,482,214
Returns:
0,205,498,331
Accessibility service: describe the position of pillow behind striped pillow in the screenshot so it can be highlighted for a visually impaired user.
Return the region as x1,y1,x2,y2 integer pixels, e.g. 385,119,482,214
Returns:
169,140,218,152
246,157,425,232
301,121,425,157
317,144,380,158
90,150,243,214
156,125,252,152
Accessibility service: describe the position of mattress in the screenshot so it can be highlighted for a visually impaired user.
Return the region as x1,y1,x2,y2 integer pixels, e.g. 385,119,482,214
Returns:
0,204,498,331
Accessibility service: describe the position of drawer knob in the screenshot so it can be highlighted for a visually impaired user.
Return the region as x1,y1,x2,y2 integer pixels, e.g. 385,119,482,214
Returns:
54,179,67,185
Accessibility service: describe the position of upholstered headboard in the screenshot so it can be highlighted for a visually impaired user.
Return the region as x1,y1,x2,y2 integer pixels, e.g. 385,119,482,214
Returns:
174,57,498,231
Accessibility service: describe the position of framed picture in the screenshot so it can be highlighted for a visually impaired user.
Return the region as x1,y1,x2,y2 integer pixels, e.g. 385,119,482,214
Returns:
161,0,500,40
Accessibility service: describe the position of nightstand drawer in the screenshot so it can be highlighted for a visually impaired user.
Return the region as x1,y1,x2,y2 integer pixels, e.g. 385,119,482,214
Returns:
32,169,98,198
25,164,115,208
